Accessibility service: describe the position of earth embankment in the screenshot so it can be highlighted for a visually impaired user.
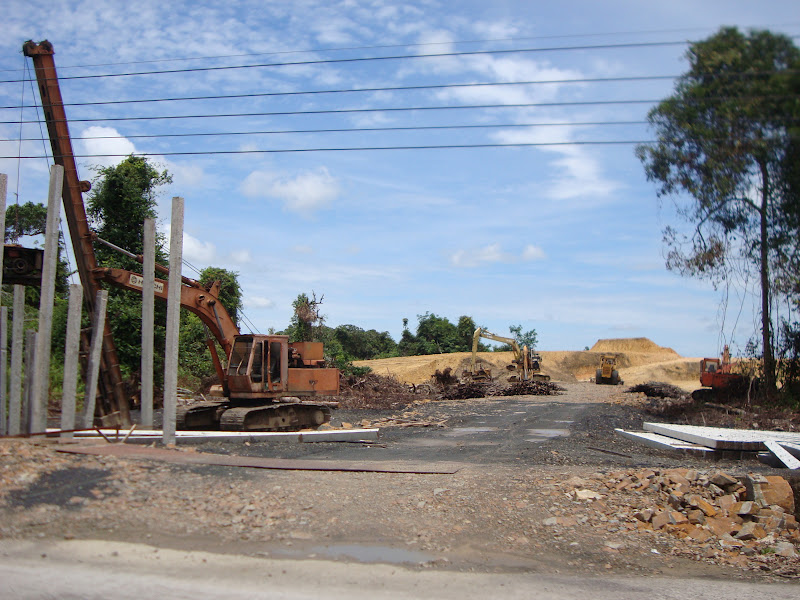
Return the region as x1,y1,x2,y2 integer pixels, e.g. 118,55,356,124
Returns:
354,337,701,390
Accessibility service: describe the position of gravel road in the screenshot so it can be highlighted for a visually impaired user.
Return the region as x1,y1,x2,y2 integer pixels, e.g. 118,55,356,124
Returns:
1,382,798,591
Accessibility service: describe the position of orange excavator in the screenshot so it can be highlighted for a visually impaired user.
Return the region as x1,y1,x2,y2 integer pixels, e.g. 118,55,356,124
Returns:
691,345,748,402
23,39,339,430
94,238,339,430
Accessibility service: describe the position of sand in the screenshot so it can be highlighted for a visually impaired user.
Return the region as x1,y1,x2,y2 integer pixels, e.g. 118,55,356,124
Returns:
353,337,703,391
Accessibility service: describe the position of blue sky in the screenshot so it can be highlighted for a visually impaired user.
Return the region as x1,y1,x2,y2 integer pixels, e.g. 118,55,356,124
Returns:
1,0,798,357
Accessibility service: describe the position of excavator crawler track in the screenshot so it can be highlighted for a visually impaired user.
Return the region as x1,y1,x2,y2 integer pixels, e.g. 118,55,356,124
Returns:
176,400,228,430
219,403,331,432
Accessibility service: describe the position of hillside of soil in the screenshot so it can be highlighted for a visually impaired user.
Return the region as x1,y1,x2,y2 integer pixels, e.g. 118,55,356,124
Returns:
354,337,702,390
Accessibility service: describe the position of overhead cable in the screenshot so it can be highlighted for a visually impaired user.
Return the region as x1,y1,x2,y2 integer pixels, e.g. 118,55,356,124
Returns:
0,40,694,84
6,68,798,110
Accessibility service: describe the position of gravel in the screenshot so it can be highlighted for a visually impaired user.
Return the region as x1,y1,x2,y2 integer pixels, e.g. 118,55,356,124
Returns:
1,382,797,580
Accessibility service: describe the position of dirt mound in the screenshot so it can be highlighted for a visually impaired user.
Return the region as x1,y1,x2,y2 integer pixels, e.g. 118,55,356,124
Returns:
354,345,701,391
590,337,678,355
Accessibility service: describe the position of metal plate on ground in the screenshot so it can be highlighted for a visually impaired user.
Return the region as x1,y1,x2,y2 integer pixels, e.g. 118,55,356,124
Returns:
56,444,461,474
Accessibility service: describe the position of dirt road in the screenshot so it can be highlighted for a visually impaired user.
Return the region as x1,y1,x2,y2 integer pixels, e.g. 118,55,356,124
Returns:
1,382,798,592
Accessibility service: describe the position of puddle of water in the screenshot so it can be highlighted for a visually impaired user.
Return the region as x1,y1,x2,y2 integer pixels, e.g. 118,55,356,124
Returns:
272,544,434,565
525,428,570,443
443,427,498,437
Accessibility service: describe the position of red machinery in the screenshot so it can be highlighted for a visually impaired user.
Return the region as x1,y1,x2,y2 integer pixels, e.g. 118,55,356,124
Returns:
692,346,748,401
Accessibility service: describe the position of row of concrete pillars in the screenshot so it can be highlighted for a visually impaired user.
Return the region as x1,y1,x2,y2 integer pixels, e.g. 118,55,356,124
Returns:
0,166,184,445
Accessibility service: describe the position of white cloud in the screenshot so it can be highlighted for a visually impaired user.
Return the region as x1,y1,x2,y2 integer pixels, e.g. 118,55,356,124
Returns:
227,249,252,264
78,126,138,169
450,243,506,267
241,166,340,216
451,243,546,267
246,296,276,309
493,127,620,200
182,232,217,264
522,245,546,261
168,162,206,190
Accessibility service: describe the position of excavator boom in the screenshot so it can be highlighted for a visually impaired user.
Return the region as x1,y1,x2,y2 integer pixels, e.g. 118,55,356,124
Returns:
23,40,130,425
464,328,548,383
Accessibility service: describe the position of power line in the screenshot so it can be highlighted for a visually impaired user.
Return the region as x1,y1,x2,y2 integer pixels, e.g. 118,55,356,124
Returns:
1,40,694,84
1,75,681,109
0,99,672,125
5,68,796,111
2,140,672,160
7,24,799,73
6,95,797,126
8,120,650,142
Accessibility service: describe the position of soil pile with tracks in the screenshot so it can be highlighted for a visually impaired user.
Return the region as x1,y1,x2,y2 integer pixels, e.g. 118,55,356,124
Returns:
355,338,700,389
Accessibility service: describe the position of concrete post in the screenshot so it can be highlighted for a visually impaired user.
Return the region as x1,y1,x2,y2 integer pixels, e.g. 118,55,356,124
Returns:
0,174,7,434
23,330,36,434
163,197,184,445
82,290,108,429
8,286,25,435
60,284,83,440
141,218,155,428
30,164,64,434
0,308,6,436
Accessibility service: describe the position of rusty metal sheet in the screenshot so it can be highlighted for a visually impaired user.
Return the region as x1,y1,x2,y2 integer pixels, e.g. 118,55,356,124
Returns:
56,444,460,474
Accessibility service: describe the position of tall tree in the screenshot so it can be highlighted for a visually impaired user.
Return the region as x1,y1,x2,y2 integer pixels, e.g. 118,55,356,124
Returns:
636,27,800,398
285,292,324,342
199,266,242,328
179,267,243,386
86,156,171,380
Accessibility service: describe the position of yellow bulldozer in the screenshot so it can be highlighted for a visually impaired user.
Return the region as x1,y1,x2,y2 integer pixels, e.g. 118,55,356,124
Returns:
595,354,621,385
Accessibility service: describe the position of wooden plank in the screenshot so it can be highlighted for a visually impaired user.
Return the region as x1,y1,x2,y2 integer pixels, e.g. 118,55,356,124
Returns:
56,444,460,474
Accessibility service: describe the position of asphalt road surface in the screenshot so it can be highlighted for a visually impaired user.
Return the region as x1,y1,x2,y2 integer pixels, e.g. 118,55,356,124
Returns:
2,539,798,600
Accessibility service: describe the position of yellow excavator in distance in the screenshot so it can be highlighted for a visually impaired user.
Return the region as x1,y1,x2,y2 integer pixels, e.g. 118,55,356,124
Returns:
462,328,550,383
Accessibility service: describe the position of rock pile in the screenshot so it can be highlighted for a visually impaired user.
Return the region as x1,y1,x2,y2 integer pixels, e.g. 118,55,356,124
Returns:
605,468,798,558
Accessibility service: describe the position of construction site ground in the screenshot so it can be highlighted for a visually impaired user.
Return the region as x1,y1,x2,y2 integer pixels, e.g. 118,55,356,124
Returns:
2,340,800,595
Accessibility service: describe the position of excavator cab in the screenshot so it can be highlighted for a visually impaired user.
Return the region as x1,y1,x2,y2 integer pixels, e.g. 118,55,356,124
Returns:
227,335,288,395
226,334,339,400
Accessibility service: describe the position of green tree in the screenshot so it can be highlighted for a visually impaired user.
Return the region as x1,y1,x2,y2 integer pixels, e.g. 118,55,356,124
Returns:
285,292,323,342
86,156,171,380
509,324,538,349
199,266,242,328
398,318,420,356
636,27,800,398
178,267,243,387
333,324,397,360
397,313,479,356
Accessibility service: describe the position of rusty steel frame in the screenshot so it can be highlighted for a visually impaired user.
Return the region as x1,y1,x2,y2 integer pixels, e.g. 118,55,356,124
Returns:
22,40,130,426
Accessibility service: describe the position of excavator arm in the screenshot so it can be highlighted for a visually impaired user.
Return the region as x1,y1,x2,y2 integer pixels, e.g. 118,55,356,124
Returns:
471,328,523,371
93,265,239,388
23,40,130,425
466,328,547,383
